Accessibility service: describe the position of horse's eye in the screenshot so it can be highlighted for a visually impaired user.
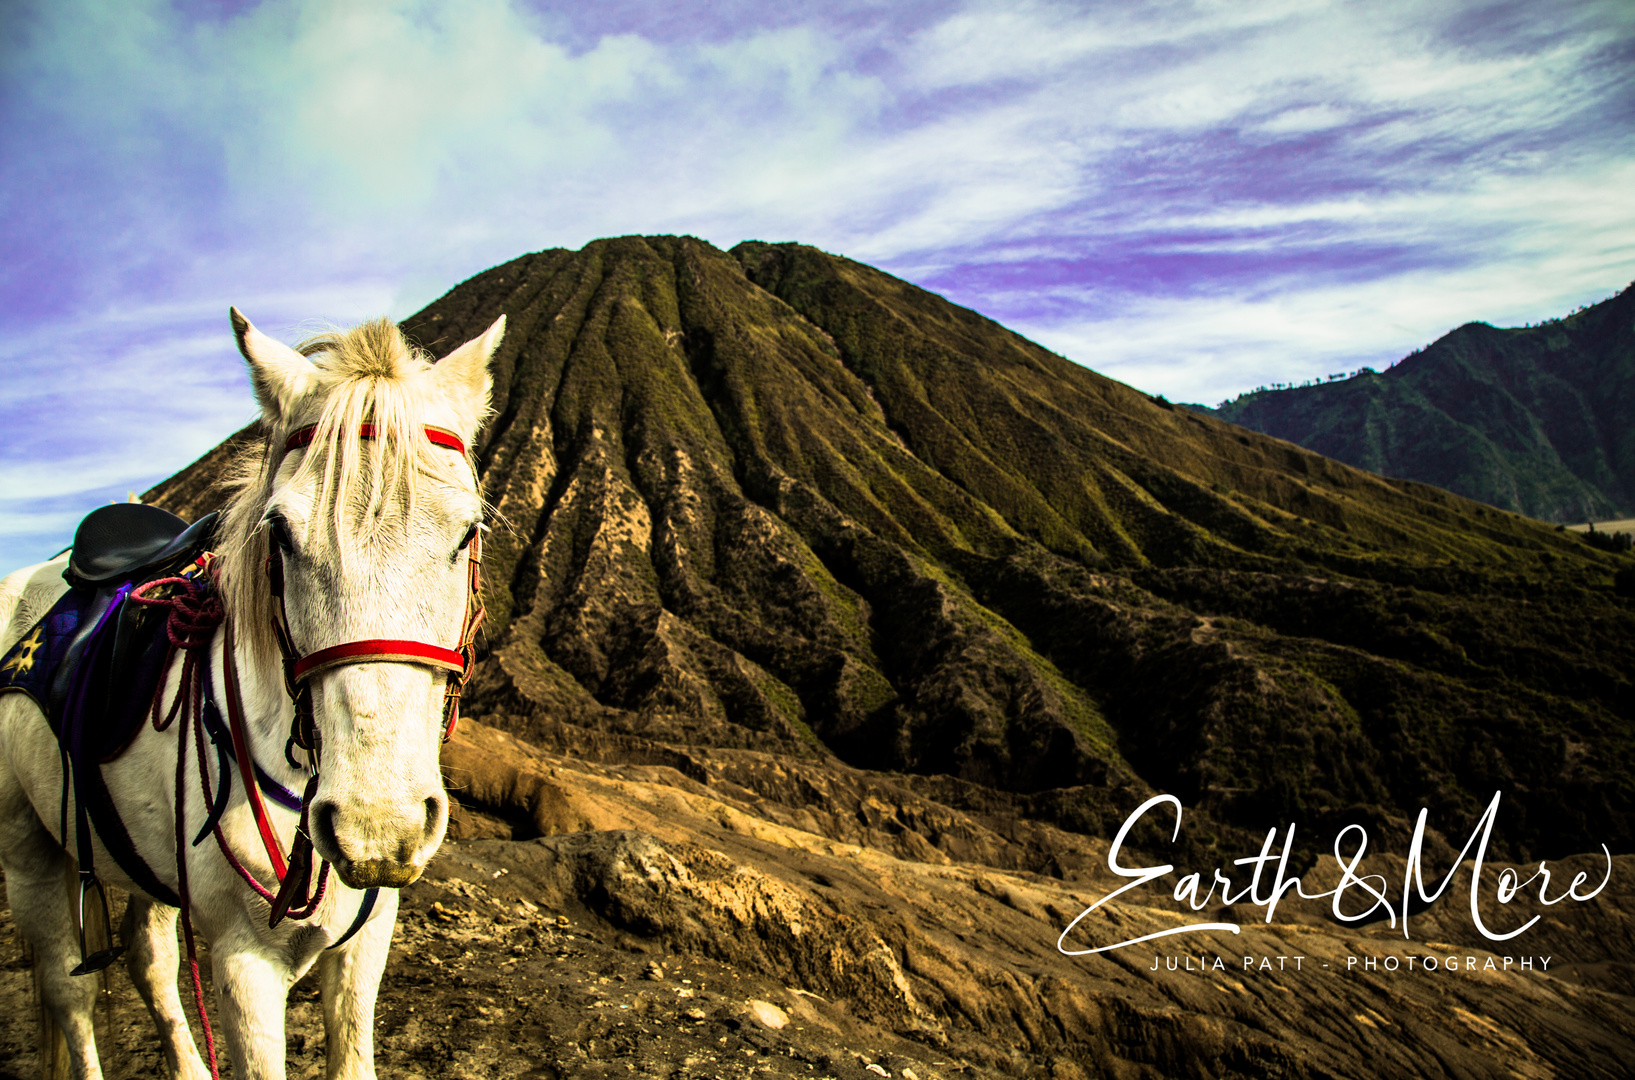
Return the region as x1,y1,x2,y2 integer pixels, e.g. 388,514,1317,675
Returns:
454,523,479,561
266,513,295,555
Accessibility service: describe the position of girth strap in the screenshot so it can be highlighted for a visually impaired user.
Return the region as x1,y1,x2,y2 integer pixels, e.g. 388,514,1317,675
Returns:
69,757,182,908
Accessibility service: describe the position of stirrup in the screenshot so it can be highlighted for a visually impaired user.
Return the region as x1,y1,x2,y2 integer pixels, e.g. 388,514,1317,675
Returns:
69,871,124,976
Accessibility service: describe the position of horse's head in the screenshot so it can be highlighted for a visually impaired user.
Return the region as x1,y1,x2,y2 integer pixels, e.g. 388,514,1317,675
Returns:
226,308,503,890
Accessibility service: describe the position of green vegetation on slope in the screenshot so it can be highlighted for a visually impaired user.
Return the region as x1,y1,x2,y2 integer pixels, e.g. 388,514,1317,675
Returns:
1209,284,1635,523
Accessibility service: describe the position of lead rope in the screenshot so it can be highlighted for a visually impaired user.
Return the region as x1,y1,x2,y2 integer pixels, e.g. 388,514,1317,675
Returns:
173,654,219,1080
132,567,330,1080
131,569,222,1079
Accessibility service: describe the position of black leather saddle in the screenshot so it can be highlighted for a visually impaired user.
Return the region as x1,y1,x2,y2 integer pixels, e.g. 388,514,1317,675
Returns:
64,503,219,591
61,505,219,918
0,503,224,927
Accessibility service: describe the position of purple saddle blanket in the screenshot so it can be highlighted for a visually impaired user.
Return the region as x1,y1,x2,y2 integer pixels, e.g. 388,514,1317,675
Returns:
1,581,172,763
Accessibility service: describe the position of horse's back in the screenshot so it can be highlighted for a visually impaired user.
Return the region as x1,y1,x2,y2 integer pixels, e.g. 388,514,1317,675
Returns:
0,557,70,655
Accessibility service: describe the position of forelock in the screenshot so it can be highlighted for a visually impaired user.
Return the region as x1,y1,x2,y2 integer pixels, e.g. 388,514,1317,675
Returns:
297,317,430,379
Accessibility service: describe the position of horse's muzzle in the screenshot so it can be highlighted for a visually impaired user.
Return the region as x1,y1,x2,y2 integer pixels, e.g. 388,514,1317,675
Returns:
310,792,447,890
336,859,424,889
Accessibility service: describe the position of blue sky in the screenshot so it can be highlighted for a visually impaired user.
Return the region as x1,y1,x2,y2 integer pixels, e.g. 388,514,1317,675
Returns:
2,0,1632,569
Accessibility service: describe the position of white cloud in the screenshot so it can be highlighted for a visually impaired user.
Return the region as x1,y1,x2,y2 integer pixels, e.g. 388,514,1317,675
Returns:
1,0,1631,569
1022,251,1635,407
13,0,1630,286
1259,104,1351,134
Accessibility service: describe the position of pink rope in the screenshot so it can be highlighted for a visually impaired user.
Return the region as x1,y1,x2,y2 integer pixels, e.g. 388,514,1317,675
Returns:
132,576,222,733
130,575,222,649
173,659,219,1079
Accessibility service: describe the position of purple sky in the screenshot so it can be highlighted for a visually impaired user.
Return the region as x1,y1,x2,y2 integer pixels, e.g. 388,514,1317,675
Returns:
2,0,1633,569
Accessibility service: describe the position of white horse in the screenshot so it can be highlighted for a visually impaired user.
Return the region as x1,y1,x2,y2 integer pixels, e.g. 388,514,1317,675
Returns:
0,308,503,1079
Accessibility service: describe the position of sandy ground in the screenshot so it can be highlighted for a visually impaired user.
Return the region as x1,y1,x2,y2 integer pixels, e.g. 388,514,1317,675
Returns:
3,718,1633,1080
0,845,978,1080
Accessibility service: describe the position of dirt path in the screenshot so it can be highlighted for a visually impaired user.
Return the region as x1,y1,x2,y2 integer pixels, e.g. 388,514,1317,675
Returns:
4,717,1634,1079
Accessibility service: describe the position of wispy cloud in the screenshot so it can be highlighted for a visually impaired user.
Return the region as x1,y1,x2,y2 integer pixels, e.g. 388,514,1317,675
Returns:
0,0,1631,566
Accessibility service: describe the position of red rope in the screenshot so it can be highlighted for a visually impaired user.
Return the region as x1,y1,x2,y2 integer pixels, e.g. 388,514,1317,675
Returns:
173,659,219,1079
131,576,224,650
132,576,223,733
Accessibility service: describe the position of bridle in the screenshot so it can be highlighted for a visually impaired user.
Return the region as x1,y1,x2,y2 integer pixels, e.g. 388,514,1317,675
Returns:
268,421,485,762
127,419,487,1080
242,421,484,924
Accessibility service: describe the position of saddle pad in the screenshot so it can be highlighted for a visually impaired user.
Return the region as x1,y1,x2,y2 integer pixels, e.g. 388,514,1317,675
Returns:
1,588,93,714
0,582,172,763
3,582,185,906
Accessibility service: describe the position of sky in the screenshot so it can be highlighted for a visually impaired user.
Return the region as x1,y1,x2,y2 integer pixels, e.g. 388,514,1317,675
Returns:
2,0,1632,569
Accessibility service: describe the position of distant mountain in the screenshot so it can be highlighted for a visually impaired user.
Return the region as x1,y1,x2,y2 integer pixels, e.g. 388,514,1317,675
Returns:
1202,285,1635,523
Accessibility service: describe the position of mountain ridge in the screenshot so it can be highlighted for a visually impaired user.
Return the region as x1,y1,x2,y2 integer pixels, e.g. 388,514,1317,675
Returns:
125,237,1635,1076
1203,284,1635,523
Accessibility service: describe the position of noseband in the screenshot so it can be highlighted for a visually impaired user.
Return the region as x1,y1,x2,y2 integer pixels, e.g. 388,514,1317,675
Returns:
268,423,485,758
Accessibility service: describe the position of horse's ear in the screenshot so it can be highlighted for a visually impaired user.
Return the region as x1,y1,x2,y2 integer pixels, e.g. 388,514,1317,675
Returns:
231,307,316,424
432,315,502,435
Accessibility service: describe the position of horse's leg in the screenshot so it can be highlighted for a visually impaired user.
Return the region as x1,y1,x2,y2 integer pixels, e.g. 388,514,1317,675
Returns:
0,764,103,1079
121,895,211,1080
212,944,293,1080
317,889,397,1080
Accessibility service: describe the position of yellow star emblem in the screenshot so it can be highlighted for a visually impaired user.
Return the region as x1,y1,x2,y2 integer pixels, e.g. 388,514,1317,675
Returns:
1,627,43,679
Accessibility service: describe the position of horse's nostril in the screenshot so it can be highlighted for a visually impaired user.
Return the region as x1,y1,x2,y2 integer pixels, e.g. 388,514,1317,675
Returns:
311,800,341,858
424,795,444,836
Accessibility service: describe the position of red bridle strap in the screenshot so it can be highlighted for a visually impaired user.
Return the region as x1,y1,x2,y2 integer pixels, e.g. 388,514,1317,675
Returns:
285,423,466,455
223,620,289,881
292,640,465,683
265,524,483,745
